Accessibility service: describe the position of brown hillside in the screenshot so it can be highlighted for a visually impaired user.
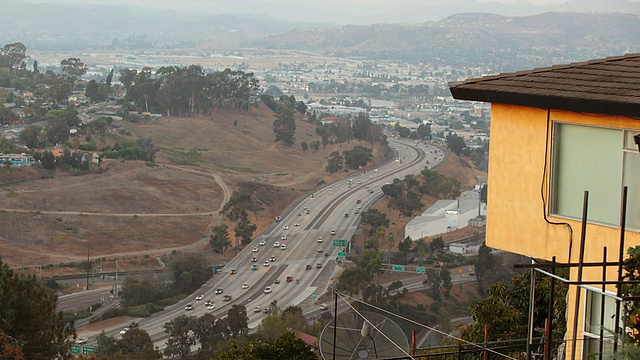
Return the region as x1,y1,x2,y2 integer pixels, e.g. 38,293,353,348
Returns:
0,106,393,271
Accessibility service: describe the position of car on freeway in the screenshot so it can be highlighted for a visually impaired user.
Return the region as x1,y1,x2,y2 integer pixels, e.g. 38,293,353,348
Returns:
215,288,223,294
230,269,237,274
330,229,337,235
294,223,300,227
286,276,294,282
263,261,270,267
319,304,329,311
223,294,232,302
253,306,262,313
274,279,280,284
280,244,287,250
270,256,276,262
374,169,379,172
306,265,312,270
242,283,249,289
185,304,194,311
259,240,266,246
283,225,289,230
281,235,287,240
76,337,88,344
325,252,330,256
316,263,322,268
251,257,257,262
195,294,203,301
252,247,258,252
264,286,272,294
274,241,280,247
318,248,323,252
318,237,323,242
251,264,258,271
119,327,130,335
207,303,215,310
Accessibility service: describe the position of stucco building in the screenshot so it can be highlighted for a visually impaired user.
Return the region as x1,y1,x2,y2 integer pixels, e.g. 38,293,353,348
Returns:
450,54,640,359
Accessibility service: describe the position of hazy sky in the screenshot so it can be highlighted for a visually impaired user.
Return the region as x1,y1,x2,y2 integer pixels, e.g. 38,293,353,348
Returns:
19,0,640,23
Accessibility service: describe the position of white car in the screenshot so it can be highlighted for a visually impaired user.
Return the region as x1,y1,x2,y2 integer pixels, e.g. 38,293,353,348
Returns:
374,169,379,172
281,235,287,240
283,225,289,230
195,294,203,301
242,283,249,289
318,237,323,243
207,303,215,310
294,223,300,227
263,261,270,267
264,286,272,294
119,327,130,335
318,248,323,252
76,337,88,344
280,244,287,250
330,229,337,235
252,247,258,252
259,240,266,246
274,241,280,247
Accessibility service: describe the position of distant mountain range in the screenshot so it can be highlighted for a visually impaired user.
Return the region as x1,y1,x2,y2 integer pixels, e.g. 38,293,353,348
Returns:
1,0,639,70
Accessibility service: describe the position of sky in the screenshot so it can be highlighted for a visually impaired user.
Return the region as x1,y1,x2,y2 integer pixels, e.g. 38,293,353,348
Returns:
18,0,640,24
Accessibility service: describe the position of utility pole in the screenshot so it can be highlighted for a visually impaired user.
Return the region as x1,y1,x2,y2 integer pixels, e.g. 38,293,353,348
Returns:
86,248,90,291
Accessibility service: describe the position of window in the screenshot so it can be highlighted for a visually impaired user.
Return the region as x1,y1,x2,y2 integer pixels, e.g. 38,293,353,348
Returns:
583,289,619,359
551,123,640,229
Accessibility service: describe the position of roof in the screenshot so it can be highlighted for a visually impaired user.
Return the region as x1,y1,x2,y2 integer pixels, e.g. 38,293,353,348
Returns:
449,53,640,117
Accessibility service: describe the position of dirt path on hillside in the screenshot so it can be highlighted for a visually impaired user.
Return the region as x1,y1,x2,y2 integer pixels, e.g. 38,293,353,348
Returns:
2,166,232,262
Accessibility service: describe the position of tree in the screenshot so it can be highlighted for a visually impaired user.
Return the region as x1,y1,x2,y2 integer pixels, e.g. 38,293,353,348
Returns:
85,80,108,103
300,140,308,153
96,330,119,358
209,224,231,254
47,74,71,106
32,60,38,74
273,106,296,146
256,311,287,341
475,241,500,295
0,258,75,359
0,42,27,79
136,137,157,163
41,150,56,169
163,315,197,358
214,332,317,360
310,140,320,152
193,313,223,355
342,145,373,169
445,132,467,156
46,117,70,145
119,328,159,359
224,305,248,338
417,123,431,139
19,124,42,148
325,151,344,174
360,209,389,235
60,58,88,80
169,254,211,294
233,119,238,127
234,211,257,245
106,68,114,87
440,268,452,298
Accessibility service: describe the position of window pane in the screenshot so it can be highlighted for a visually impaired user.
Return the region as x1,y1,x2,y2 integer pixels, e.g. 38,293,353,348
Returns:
623,152,640,229
552,124,622,225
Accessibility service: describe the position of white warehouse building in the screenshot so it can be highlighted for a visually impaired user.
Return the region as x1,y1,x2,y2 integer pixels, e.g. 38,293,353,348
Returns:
404,191,486,241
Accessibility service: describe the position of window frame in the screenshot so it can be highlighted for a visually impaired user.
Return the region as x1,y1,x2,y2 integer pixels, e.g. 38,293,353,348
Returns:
549,121,640,231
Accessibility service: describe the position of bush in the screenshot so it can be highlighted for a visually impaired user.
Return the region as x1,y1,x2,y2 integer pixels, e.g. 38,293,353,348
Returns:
126,303,164,318
154,293,187,307
101,307,128,320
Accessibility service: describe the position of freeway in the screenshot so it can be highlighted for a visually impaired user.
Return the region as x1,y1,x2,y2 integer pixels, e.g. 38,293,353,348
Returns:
83,139,445,350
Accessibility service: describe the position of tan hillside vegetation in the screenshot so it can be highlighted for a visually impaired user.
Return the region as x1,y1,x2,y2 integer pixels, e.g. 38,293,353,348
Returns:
0,106,393,273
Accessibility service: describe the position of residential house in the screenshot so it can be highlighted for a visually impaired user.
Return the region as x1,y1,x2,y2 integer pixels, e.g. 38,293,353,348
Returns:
449,54,640,359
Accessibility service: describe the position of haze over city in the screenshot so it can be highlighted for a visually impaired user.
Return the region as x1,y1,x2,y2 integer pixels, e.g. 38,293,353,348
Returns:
14,0,640,23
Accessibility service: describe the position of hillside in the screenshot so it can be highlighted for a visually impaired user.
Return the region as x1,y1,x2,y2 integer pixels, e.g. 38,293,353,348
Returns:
257,12,640,70
0,106,394,270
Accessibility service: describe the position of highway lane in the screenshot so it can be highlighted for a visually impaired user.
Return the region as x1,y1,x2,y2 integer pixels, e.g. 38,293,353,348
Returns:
85,139,445,349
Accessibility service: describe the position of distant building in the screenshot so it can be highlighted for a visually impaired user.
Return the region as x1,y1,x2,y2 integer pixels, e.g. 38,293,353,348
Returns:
404,191,486,240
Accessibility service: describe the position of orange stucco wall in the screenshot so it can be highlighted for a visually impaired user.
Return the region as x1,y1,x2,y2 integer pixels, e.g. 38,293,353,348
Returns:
486,104,640,358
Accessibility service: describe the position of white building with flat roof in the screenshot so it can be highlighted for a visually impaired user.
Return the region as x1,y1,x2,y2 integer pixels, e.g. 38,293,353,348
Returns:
404,191,486,241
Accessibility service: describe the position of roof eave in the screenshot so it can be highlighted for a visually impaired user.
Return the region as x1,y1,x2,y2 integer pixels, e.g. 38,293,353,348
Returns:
450,87,640,118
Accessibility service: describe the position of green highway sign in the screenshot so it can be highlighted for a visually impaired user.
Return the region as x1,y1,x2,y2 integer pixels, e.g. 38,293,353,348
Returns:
82,346,96,355
333,239,348,246
338,252,346,258
311,294,317,299
416,267,426,273
392,265,405,271
70,345,81,354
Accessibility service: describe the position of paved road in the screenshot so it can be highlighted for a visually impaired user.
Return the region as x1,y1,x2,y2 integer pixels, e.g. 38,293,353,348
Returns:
81,139,446,350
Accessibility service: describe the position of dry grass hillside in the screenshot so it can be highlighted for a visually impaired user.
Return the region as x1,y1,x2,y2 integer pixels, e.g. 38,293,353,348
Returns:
0,106,394,273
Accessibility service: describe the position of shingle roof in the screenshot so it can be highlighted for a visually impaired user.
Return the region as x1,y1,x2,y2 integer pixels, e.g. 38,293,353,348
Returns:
449,53,640,117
